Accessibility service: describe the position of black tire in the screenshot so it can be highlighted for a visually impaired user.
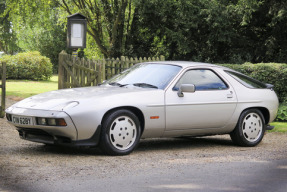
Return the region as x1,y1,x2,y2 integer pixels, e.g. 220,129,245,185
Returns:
230,109,266,147
100,109,141,155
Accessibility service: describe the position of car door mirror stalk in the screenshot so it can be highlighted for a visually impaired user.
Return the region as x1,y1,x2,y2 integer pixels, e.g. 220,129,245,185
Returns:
178,84,195,97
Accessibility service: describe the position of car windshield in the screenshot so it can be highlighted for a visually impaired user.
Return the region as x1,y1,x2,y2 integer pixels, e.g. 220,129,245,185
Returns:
103,63,182,89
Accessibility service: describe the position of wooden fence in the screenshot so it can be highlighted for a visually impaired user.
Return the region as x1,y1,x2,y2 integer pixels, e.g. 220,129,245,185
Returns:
58,51,165,89
0,61,6,118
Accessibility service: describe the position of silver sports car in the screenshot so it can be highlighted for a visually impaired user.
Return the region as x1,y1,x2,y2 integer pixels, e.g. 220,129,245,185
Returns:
6,61,279,155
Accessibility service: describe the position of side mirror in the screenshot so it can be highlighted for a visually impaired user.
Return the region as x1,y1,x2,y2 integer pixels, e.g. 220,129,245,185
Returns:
178,84,195,97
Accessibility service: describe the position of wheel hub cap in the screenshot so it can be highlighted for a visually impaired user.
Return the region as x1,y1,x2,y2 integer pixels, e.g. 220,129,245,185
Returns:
242,113,262,142
109,116,137,150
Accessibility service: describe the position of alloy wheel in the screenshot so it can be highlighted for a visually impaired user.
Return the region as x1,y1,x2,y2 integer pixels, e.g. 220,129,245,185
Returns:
242,112,263,142
109,115,137,150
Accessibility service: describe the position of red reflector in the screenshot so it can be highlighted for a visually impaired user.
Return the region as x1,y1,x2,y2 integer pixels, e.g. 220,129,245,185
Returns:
150,116,159,119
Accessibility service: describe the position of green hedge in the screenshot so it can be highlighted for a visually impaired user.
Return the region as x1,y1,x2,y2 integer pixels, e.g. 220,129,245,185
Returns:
220,63,287,122
275,103,287,122
0,51,53,80
220,63,287,103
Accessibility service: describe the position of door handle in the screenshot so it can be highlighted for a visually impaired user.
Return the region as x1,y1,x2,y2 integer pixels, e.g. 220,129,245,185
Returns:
227,91,233,98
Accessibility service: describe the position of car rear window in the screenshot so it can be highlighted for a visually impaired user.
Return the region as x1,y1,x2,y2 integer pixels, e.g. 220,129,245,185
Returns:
225,70,267,88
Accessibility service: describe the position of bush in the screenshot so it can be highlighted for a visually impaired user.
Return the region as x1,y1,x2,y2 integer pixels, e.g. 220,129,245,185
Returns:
220,63,287,103
275,103,287,122
0,51,53,80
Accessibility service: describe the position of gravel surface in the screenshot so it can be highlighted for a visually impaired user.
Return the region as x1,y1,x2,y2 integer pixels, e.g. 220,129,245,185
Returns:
1,97,287,191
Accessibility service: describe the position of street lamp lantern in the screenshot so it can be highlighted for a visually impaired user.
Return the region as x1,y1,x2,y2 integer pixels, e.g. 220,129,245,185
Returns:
67,13,87,50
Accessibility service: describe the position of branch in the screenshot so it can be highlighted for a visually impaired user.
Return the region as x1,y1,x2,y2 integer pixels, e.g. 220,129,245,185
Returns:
111,0,128,46
126,0,132,38
0,41,5,53
79,0,86,9
101,0,113,27
60,0,73,15
84,0,94,12
87,28,108,57
72,0,81,9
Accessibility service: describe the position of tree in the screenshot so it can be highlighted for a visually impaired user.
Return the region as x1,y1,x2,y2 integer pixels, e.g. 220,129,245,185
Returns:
244,0,287,63
3,0,66,71
0,0,20,54
15,9,67,72
5,0,136,58
58,0,135,58
128,0,264,63
3,0,287,63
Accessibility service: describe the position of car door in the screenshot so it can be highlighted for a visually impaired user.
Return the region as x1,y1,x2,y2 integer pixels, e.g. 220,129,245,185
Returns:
165,68,237,131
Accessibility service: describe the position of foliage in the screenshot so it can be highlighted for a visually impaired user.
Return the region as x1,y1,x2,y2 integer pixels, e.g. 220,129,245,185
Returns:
0,0,21,54
127,0,258,61
220,63,287,102
56,0,135,58
3,0,66,72
2,0,287,64
83,34,104,59
275,103,287,122
128,0,287,63
15,9,66,73
0,51,53,80
4,0,137,58
246,0,287,63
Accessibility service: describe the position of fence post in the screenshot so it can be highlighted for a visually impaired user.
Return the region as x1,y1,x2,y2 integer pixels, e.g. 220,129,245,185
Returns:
95,60,101,85
58,50,65,89
57,52,166,89
0,61,6,118
102,59,106,81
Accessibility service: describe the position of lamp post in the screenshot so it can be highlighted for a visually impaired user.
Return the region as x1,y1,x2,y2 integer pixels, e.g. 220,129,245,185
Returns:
67,13,87,57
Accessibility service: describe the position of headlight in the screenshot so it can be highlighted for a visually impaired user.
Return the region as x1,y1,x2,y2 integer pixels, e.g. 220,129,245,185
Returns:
36,117,67,126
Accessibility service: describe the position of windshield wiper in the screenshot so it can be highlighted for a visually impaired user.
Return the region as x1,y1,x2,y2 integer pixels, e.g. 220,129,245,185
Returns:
109,82,122,86
108,82,129,87
133,83,158,89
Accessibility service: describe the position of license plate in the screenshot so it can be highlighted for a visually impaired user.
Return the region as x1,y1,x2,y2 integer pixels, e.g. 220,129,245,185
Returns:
12,116,33,125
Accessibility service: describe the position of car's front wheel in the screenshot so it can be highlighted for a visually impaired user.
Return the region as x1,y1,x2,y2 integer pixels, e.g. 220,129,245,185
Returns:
100,109,141,155
230,109,266,147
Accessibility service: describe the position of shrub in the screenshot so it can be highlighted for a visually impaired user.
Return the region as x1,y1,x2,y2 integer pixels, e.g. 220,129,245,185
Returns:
220,63,287,103
275,103,287,122
0,51,53,80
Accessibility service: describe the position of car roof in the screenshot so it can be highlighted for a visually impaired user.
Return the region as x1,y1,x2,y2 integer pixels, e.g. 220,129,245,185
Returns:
145,61,229,70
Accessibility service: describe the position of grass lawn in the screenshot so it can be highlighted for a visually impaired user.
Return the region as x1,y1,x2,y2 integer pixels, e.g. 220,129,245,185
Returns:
5,75,58,99
269,122,287,133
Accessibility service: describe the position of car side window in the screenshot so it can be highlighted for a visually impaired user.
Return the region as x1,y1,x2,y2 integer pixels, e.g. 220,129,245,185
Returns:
173,69,228,91
224,70,267,89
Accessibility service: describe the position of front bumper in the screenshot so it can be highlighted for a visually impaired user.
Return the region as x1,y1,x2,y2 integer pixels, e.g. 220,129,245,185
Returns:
16,126,101,147
6,107,78,141
17,128,72,145
6,107,102,147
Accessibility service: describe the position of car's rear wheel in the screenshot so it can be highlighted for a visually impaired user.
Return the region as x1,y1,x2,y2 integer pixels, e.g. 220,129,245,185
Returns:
230,109,266,147
100,109,141,155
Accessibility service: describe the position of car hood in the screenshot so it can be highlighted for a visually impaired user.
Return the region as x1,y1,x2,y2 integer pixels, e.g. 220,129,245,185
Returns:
8,86,160,111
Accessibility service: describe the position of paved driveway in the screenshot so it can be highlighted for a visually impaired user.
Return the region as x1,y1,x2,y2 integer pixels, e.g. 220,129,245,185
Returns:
1,99,286,192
